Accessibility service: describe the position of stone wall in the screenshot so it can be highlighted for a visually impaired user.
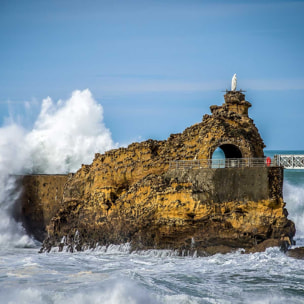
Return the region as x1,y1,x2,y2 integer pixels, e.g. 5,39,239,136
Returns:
166,166,283,203
17,175,68,241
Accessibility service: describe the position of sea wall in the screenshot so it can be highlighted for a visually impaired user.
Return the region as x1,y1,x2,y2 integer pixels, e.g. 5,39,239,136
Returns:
166,166,283,203
17,174,68,241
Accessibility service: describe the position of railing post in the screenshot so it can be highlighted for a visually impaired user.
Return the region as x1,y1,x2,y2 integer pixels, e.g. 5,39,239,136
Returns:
292,156,294,169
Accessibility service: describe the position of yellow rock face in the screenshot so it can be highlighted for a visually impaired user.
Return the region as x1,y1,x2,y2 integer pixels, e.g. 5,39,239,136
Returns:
38,166,295,255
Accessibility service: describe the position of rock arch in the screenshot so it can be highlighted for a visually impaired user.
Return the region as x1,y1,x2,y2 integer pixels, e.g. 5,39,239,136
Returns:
197,91,265,160
212,143,242,159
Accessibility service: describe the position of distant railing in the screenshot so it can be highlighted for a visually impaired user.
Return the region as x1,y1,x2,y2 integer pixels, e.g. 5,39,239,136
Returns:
169,158,275,170
274,154,304,169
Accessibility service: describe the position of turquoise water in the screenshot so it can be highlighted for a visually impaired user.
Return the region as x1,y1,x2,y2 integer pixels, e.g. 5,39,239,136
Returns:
265,150,304,186
0,150,304,303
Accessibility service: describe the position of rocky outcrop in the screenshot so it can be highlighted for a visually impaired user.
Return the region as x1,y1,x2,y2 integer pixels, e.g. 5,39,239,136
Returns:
40,167,295,254
33,91,295,254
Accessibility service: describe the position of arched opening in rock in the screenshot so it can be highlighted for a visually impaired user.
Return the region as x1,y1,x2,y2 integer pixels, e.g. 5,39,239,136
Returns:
218,144,242,159
211,144,242,168
212,144,242,160
212,147,225,160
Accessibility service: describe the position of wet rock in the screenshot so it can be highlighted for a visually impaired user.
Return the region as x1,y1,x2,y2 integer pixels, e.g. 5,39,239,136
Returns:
286,247,304,259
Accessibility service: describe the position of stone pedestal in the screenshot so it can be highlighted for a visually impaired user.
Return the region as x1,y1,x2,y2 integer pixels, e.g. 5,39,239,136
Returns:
224,91,252,117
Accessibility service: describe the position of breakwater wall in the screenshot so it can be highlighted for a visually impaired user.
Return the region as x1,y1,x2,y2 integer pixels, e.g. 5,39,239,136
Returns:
166,166,283,203
16,174,68,241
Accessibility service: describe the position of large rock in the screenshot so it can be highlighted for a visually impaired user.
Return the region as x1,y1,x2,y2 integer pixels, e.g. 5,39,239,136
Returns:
40,167,295,254
20,91,294,254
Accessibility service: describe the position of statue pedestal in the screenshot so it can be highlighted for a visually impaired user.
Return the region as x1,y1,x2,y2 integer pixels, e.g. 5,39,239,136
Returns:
224,91,251,117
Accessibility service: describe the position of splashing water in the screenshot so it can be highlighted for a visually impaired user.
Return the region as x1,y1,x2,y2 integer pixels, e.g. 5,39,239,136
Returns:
1,246,304,304
0,176,35,248
0,89,115,248
25,89,115,174
284,181,304,238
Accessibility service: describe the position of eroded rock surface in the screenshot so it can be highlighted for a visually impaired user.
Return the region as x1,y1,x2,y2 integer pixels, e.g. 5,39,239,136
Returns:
40,167,295,254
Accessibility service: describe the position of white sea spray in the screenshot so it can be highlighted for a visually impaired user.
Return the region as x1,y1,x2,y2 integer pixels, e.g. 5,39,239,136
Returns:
0,89,115,248
283,181,304,238
25,89,115,174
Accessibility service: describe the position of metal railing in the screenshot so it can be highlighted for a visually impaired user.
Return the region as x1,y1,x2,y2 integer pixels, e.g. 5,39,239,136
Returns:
169,158,275,170
274,154,304,169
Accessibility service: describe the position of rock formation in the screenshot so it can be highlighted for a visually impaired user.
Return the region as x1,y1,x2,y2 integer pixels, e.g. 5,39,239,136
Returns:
22,91,295,254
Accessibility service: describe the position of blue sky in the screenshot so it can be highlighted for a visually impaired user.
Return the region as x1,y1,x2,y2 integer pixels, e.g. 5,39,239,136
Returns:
1,0,304,149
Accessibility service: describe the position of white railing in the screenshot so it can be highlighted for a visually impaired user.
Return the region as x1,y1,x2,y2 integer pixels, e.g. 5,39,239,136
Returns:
274,155,304,169
169,158,275,170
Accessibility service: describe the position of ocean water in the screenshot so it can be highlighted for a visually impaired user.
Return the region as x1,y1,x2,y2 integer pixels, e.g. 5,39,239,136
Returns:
0,150,304,304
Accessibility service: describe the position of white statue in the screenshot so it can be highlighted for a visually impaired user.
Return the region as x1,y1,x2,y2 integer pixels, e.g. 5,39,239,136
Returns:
231,73,237,91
